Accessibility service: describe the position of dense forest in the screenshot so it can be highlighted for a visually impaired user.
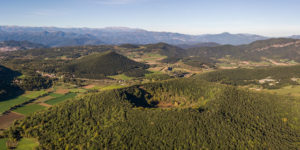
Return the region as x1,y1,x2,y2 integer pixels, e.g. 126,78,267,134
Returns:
16,74,53,91
6,78,300,149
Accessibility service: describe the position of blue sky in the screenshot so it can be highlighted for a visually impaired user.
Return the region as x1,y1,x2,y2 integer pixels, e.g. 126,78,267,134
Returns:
0,0,300,36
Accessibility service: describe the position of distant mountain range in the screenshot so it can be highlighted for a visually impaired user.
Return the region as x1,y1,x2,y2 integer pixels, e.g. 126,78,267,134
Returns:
1,25,300,47
0,26,270,47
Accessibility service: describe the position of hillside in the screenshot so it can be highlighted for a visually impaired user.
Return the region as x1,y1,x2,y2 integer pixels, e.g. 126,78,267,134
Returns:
176,42,220,49
186,38,300,62
6,78,300,149
0,65,22,100
197,64,300,89
0,40,47,52
143,42,186,58
61,51,150,79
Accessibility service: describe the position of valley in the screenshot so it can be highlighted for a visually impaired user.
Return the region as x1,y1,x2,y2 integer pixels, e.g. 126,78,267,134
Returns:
0,38,299,149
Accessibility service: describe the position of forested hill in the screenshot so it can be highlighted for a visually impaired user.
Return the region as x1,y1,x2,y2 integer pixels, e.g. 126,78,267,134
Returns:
176,42,220,49
0,40,47,52
143,42,186,57
61,51,150,79
6,78,300,149
186,38,300,62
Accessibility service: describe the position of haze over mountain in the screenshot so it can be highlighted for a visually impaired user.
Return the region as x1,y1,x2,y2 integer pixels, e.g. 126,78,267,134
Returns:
0,26,269,46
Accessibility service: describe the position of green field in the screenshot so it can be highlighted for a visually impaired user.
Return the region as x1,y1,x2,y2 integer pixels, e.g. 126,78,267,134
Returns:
48,93,64,98
45,93,77,105
13,104,46,115
108,74,134,81
0,138,8,150
16,138,39,150
100,85,127,91
0,96,30,114
24,90,48,99
69,88,87,93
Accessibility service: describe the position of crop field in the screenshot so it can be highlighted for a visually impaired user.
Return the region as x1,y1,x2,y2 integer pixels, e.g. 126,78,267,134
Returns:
23,90,48,99
100,84,128,91
35,96,54,103
45,93,77,105
69,88,87,93
48,93,64,98
0,96,30,114
16,138,39,150
0,138,8,150
0,112,24,130
55,88,70,94
13,104,46,116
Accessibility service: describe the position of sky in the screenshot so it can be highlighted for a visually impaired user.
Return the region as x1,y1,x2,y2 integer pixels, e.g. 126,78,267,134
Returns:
0,0,300,36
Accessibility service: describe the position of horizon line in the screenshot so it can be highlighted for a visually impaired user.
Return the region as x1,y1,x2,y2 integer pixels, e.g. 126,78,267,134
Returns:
1,24,299,38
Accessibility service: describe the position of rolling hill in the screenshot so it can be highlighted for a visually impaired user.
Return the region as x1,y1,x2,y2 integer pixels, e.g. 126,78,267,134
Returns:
176,42,220,49
61,51,150,79
186,38,300,62
0,40,47,52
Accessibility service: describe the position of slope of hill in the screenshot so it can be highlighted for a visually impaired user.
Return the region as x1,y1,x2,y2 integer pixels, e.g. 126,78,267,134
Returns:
197,65,300,89
61,51,149,79
177,42,220,49
186,38,300,62
6,78,299,149
0,26,268,45
0,65,22,100
0,40,47,52
143,42,186,58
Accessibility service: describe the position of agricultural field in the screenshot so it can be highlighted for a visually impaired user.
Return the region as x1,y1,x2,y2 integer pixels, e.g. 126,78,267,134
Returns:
45,93,77,105
23,90,48,99
13,104,46,116
0,96,30,114
0,138,8,150
100,84,128,91
0,112,24,130
15,138,39,150
0,91,49,114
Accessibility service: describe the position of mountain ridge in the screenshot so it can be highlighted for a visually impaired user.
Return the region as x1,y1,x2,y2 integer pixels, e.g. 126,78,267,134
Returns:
0,25,269,46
